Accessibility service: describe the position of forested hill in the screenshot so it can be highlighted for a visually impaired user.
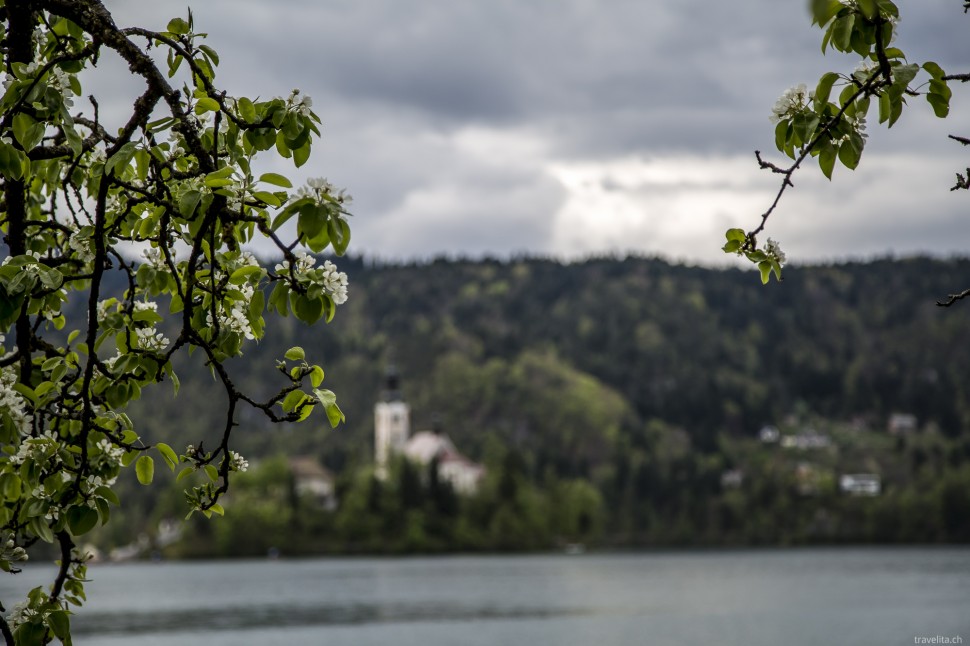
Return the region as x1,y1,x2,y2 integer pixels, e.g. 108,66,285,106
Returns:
130,254,970,469
92,254,970,551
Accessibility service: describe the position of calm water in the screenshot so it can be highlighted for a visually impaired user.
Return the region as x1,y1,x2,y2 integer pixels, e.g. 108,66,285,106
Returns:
1,548,968,646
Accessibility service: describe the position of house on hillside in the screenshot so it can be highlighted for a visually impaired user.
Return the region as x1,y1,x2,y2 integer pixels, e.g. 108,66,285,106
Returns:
888,413,918,435
289,457,338,511
374,367,485,495
839,473,881,496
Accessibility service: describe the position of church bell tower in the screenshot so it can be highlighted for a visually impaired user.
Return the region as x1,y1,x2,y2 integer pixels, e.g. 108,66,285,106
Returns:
374,366,410,479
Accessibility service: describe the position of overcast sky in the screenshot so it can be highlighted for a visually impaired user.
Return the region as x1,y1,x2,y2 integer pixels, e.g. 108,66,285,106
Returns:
95,0,969,266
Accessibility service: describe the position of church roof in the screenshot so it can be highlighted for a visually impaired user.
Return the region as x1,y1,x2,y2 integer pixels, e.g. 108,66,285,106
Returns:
404,431,478,467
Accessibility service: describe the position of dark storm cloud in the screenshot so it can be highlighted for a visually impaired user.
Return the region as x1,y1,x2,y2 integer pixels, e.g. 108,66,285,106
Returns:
97,0,970,261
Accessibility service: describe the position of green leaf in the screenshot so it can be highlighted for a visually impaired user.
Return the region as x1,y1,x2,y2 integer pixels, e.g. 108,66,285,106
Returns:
758,260,772,285
923,61,945,80
67,505,99,536
156,442,179,471
47,610,71,644
811,0,842,27
284,346,305,361
774,120,789,154
179,189,203,217
259,172,293,188
135,455,154,485
880,47,904,60
105,142,137,177
310,365,325,388
929,79,952,102
926,92,949,118
12,113,44,150
832,13,855,52
282,389,306,412
0,139,26,180
195,97,220,114
857,0,877,20
814,72,840,108
229,265,263,284
167,17,190,34
298,204,327,240
293,294,323,324
313,388,345,428
819,139,837,179
887,94,904,127
176,466,195,482
837,132,863,170
293,143,311,168
238,97,257,122
252,190,282,207
877,92,891,124
204,464,220,482
892,63,920,90
331,218,351,256
209,503,225,516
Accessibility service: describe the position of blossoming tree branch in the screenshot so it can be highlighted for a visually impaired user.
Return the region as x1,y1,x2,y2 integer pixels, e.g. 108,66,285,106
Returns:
725,0,968,296
0,0,350,642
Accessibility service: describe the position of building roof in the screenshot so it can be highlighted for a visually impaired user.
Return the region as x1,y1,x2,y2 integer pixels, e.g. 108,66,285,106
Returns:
288,457,333,482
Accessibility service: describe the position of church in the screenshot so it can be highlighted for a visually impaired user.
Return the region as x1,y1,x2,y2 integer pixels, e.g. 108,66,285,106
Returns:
374,368,485,495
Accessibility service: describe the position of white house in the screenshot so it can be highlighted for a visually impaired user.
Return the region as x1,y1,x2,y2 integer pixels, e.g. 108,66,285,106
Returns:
840,473,881,496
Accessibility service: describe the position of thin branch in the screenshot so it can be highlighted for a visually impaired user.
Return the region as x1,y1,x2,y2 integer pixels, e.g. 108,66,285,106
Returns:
937,288,970,307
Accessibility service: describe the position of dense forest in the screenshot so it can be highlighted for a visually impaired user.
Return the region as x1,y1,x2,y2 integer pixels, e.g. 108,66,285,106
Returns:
78,254,970,555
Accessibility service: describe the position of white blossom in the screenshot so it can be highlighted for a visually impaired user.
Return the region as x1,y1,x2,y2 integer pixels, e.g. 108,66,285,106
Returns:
229,451,249,472
6,602,39,628
321,260,349,305
770,83,812,124
765,238,787,265
142,247,168,270
68,234,95,264
0,366,33,437
136,327,169,352
206,282,256,341
133,301,158,313
275,250,316,275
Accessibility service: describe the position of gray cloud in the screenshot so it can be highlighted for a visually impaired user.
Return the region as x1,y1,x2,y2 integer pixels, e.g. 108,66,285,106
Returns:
97,0,970,262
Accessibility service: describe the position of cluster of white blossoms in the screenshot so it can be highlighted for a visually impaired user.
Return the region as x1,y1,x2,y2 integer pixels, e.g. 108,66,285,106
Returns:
95,438,126,467
68,231,95,264
274,252,349,305
770,83,812,124
297,177,353,206
206,252,261,341
0,536,28,564
229,451,249,472
135,327,170,352
6,600,41,628
2,61,75,108
142,246,168,271
765,238,787,265
134,302,170,351
0,366,33,437
275,250,316,275
1,250,42,272
321,260,349,305
853,59,881,83
10,430,60,467
285,89,314,118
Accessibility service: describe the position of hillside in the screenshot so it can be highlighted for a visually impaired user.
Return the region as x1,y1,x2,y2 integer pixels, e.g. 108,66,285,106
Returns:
91,254,970,552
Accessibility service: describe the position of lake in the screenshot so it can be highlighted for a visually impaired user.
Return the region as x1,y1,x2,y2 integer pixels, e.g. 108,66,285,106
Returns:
1,547,968,645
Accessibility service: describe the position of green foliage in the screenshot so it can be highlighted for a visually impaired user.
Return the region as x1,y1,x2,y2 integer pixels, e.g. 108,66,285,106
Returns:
0,1,350,640
90,255,970,556
726,0,960,282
